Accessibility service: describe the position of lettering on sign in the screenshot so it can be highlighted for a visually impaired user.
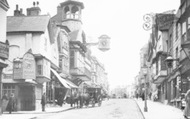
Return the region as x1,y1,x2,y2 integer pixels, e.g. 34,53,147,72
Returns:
23,53,36,79
156,14,175,30
13,51,36,80
0,41,9,59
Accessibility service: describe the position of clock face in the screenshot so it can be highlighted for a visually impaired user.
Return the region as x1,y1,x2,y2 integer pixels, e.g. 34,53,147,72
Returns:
101,40,107,46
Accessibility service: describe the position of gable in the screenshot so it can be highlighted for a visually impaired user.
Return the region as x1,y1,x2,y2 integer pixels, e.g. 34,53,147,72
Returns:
0,0,9,11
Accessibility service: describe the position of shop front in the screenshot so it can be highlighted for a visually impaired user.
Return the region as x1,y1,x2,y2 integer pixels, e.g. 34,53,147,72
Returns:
9,50,37,111
0,40,9,113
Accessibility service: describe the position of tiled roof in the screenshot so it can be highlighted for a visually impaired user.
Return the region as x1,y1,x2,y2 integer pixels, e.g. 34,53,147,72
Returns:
7,15,50,33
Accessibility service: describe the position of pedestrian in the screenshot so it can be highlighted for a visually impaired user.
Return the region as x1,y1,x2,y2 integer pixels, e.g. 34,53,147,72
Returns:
7,93,15,114
41,93,46,112
184,89,190,119
2,93,8,113
141,91,145,101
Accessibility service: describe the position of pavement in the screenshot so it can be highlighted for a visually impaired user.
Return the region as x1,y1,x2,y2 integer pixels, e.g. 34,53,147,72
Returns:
0,99,187,119
135,98,185,119
0,103,74,119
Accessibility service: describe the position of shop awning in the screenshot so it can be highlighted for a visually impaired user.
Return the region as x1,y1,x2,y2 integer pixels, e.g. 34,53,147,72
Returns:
153,76,166,85
65,79,78,88
51,68,70,89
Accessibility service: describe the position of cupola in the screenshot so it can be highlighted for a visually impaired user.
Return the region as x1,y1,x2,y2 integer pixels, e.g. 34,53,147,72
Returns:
59,0,84,21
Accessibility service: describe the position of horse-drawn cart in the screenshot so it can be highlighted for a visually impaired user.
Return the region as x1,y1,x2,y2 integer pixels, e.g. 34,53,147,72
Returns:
85,87,102,107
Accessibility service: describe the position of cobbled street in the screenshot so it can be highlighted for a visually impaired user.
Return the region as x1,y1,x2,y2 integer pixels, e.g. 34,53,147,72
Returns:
34,99,144,119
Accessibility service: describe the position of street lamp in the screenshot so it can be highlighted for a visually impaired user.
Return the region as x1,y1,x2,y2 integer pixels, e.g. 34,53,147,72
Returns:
142,65,148,112
165,55,179,68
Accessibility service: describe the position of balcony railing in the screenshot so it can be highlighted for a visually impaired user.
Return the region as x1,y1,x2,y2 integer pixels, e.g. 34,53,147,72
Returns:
153,70,167,84
70,67,91,79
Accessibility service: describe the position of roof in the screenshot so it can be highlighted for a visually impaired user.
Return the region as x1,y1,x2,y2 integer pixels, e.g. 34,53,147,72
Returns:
60,0,84,9
69,29,80,41
7,15,50,33
0,0,9,11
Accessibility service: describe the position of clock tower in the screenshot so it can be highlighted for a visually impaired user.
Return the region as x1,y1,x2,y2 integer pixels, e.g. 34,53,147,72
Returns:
51,0,84,32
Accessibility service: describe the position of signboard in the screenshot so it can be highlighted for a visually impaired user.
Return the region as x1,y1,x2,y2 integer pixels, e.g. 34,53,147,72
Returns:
0,41,9,59
22,52,36,79
13,50,36,79
13,59,23,79
156,14,175,30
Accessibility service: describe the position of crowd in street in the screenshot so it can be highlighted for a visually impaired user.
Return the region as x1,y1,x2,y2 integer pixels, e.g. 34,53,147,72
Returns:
1,92,47,114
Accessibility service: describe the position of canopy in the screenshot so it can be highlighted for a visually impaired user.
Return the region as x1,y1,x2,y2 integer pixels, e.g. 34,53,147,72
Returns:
65,79,78,88
51,68,70,89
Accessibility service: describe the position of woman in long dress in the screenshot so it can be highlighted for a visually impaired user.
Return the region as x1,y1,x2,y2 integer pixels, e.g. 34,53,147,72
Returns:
184,89,190,119
2,93,8,113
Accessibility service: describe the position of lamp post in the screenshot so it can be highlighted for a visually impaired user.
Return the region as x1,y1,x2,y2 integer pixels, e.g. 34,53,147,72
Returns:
142,65,148,112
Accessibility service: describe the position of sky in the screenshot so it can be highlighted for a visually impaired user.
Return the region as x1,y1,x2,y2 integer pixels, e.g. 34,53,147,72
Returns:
6,0,180,90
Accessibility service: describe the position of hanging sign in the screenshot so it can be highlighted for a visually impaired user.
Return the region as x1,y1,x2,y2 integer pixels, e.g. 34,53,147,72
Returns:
13,50,36,79
0,41,9,59
22,51,36,79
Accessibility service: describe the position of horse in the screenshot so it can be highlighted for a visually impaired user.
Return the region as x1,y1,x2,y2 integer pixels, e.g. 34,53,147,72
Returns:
79,92,93,107
69,91,80,108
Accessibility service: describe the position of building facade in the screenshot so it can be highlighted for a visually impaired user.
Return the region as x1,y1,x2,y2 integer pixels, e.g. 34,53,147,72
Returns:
137,0,190,110
0,0,9,114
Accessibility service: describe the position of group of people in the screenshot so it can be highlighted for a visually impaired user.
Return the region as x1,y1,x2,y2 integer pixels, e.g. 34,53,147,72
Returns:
184,89,190,119
1,93,16,114
1,92,46,113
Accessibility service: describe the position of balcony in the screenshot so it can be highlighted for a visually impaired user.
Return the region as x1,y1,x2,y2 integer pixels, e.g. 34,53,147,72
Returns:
181,29,190,61
153,70,167,84
70,67,91,81
181,29,190,47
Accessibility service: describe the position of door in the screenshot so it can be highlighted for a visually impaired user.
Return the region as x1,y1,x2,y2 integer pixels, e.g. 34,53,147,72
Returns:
19,85,35,111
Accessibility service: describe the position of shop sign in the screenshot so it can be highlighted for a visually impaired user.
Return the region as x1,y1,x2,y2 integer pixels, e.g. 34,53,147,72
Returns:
3,74,13,79
13,50,36,79
13,59,23,79
156,14,175,30
22,52,36,79
0,41,9,59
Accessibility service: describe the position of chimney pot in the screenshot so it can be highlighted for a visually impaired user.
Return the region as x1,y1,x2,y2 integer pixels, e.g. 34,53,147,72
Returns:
37,1,39,6
20,8,23,14
16,4,18,10
33,2,35,7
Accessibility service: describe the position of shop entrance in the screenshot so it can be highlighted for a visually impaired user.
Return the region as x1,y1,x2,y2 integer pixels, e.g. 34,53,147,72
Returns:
19,85,35,111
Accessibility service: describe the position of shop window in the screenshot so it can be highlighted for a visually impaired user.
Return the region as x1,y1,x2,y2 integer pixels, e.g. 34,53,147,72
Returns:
46,82,53,103
2,84,15,97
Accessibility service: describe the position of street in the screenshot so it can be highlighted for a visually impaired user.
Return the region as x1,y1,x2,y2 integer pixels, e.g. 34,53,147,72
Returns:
33,99,144,119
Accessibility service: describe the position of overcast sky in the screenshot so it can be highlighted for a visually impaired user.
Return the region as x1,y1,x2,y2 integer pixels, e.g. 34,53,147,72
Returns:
7,0,180,89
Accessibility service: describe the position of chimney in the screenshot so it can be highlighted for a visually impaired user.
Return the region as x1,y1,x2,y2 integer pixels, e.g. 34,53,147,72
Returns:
20,8,24,16
14,4,20,16
27,1,41,16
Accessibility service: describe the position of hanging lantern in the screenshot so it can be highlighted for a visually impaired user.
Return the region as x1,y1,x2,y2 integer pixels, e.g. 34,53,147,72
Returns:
165,55,174,68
